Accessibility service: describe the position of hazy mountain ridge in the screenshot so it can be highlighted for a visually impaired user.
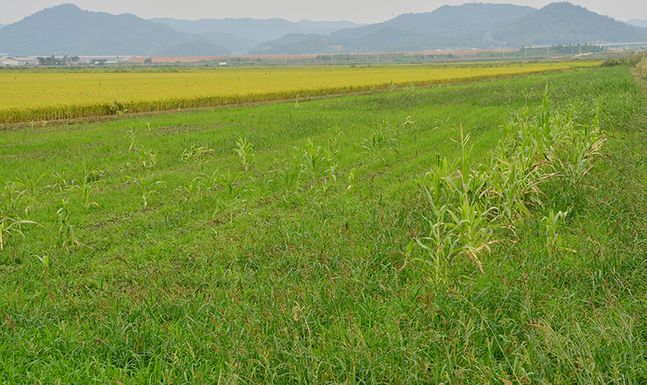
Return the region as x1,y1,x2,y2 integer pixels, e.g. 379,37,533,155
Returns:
153,17,361,41
1,2,646,56
257,2,647,54
198,30,258,54
492,2,647,46
155,41,230,56
0,4,360,56
331,3,535,41
0,4,199,55
627,19,647,28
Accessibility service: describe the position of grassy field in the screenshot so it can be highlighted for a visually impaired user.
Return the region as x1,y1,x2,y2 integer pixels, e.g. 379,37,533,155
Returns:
0,61,598,124
1,64,646,383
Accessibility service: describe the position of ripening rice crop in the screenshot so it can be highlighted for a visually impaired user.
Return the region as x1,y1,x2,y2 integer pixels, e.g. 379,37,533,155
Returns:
0,61,598,124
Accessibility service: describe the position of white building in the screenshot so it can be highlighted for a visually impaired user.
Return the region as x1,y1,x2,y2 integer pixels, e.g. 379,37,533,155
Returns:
0,56,39,67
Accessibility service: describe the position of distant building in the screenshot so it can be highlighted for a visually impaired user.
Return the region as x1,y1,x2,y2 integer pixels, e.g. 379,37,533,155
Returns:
0,56,39,67
78,56,132,65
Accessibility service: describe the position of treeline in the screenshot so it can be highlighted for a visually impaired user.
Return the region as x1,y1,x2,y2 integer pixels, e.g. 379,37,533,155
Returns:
37,55,80,66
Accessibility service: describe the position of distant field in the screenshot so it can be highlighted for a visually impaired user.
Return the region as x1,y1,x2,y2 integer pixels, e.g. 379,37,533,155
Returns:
0,61,598,124
1,66,646,383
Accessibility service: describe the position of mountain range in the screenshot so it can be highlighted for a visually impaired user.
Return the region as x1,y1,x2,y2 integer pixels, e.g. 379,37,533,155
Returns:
628,19,647,28
255,3,647,54
0,2,646,56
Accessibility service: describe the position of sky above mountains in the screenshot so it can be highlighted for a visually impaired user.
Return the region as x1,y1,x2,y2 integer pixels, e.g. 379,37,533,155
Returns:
1,0,646,25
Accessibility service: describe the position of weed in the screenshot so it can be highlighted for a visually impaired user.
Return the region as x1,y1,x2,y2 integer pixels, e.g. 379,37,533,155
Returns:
419,93,607,273
181,145,216,166
125,174,162,209
56,199,80,250
0,216,37,252
234,138,254,172
543,209,569,256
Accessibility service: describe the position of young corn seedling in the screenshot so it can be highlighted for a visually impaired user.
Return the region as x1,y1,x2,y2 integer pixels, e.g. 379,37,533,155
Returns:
0,216,37,252
177,175,208,202
551,108,605,188
77,179,99,210
218,171,238,197
402,115,416,128
543,209,569,256
127,128,137,151
139,148,158,170
12,175,44,215
234,138,254,172
419,188,457,284
182,145,216,170
125,174,162,209
76,163,102,210
301,139,323,172
56,199,80,250
280,161,302,194
3,182,28,214
418,92,607,274
361,130,388,151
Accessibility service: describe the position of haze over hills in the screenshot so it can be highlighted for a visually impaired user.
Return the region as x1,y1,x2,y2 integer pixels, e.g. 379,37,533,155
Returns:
331,4,535,42
1,2,646,56
153,18,362,41
628,19,647,28
256,2,647,54
492,2,647,46
0,4,199,55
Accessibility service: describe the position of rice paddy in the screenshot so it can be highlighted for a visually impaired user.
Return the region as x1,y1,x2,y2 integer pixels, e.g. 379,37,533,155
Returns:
1,63,646,383
0,61,597,124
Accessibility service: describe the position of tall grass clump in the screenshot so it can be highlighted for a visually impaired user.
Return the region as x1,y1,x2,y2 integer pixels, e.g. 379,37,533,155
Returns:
419,91,606,276
0,182,38,252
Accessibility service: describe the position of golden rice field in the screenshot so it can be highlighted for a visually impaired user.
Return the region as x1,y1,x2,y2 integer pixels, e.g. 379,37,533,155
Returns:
0,61,598,124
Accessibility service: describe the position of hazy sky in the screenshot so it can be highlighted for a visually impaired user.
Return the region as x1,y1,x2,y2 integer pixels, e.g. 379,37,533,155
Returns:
1,0,646,25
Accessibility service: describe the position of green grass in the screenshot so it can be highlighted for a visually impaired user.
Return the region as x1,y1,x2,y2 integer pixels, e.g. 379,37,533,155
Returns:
0,66,645,383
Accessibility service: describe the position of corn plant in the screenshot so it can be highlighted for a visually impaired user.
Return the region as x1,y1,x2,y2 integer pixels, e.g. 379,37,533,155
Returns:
76,163,102,210
402,115,416,128
125,175,162,209
550,107,605,188
56,199,80,250
177,174,208,202
361,130,388,151
182,145,216,169
301,139,324,172
419,93,605,274
543,209,569,256
0,216,37,252
139,148,158,170
12,175,44,215
127,128,137,151
218,171,238,197
234,138,254,172
48,172,76,192
77,180,99,210
280,161,302,194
